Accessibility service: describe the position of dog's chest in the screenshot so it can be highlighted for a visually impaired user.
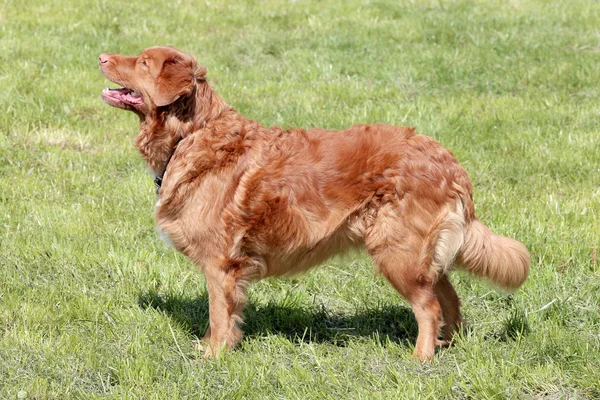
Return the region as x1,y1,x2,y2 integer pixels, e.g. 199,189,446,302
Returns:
154,172,234,260
154,199,176,248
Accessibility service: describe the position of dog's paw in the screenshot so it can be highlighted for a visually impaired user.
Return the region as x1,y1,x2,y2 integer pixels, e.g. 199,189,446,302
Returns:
411,347,435,362
193,340,222,359
193,339,207,353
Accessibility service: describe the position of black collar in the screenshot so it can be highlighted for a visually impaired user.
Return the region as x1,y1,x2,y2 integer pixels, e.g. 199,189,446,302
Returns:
154,138,183,193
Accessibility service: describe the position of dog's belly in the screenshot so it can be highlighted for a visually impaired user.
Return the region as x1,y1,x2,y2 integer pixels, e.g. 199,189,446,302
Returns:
261,218,364,277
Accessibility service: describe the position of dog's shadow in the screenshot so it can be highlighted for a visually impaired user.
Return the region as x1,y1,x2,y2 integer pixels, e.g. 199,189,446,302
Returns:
138,289,419,347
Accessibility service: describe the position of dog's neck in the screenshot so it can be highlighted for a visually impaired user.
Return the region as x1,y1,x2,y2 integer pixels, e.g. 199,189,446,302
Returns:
135,80,234,177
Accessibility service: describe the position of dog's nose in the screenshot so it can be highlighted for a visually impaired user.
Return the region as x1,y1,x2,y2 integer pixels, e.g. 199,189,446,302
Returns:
99,54,109,65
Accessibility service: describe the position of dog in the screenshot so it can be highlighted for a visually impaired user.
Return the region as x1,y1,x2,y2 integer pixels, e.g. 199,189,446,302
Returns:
99,46,530,361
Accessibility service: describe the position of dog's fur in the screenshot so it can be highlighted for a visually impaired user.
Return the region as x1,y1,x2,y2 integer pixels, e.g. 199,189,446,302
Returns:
99,46,530,361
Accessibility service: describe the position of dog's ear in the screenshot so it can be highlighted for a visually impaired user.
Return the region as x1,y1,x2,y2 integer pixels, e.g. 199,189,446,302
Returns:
154,55,195,107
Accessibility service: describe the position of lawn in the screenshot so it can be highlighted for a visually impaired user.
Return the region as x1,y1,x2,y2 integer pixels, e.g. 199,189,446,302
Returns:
1,0,599,398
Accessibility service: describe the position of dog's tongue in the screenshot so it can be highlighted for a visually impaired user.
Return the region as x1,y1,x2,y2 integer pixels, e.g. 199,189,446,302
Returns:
101,87,143,105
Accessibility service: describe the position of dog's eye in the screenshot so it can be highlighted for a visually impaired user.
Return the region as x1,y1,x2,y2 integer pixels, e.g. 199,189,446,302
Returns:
140,60,148,67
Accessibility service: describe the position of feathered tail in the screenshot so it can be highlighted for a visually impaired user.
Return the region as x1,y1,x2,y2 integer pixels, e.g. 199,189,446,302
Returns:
456,219,530,291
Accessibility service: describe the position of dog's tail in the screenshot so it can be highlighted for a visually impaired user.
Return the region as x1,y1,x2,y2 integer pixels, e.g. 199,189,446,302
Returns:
455,218,530,291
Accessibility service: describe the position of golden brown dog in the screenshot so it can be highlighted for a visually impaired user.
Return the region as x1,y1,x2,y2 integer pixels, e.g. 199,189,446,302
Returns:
99,46,530,361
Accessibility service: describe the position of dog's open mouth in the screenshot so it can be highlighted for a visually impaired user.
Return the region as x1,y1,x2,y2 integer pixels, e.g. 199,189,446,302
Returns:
101,87,144,108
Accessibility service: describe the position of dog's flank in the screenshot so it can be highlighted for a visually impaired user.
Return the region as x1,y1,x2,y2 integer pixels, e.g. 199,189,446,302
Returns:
99,46,530,361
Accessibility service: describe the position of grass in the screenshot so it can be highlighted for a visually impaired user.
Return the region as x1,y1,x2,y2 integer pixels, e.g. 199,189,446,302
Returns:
1,0,599,398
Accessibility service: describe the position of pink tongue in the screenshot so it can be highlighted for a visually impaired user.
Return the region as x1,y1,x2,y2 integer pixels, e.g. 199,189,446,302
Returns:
109,88,143,104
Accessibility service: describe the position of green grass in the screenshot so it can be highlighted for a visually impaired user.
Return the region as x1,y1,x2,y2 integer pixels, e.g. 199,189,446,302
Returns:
1,0,599,398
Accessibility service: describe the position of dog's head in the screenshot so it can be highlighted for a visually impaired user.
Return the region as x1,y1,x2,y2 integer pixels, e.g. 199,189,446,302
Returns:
99,46,205,115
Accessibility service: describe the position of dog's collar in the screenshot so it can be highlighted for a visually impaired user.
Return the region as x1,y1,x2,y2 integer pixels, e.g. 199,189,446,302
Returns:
154,137,183,193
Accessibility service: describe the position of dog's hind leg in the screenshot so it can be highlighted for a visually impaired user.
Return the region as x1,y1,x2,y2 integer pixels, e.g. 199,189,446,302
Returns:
372,251,444,361
364,202,463,361
365,229,443,358
434,274,462,343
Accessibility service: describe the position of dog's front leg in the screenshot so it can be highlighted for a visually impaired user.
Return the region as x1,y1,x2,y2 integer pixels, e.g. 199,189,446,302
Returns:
199,260,249,358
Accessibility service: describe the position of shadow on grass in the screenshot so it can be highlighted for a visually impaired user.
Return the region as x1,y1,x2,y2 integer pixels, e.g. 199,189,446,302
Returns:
482,307,531,342
138,289,419,346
